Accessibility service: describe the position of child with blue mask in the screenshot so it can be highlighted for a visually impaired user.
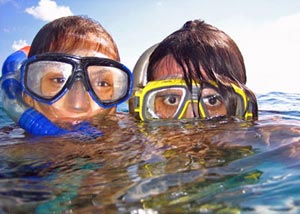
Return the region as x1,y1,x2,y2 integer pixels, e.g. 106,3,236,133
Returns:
1,16,132,135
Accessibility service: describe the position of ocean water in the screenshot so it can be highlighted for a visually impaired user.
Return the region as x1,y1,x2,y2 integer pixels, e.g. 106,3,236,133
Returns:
0,92,300,213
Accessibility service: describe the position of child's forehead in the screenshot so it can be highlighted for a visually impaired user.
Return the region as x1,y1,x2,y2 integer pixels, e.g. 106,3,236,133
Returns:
65,49,109,58
71,33,118,59
151,55,211,81
42,32,118,60
152,55,183,80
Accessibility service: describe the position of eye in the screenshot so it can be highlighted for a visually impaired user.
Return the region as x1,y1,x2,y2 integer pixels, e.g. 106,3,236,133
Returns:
52,77,66,84
162,94,181,106
202,94,223,107
96,81,111,87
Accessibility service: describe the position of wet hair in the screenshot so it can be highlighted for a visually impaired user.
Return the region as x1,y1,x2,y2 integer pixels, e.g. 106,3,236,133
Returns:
28,15,120,61
147,20,258,120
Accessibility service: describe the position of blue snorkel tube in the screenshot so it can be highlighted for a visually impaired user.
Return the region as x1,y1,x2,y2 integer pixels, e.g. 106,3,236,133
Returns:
0,46,71,135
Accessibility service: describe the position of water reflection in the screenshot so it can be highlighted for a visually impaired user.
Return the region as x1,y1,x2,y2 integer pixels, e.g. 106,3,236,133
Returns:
0,113,300,213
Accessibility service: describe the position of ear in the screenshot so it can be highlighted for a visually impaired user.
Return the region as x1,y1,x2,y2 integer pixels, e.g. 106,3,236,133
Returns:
23,93,34,107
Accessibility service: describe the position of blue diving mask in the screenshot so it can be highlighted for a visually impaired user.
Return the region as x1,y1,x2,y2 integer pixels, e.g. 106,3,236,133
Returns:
20,53,133,108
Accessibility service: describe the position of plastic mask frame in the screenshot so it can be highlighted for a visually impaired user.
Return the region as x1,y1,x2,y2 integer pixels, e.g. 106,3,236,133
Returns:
20,53,133,108
133,79,253,121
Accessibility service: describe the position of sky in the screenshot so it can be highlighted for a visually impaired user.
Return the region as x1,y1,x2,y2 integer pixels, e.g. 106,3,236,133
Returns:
1,0,300,94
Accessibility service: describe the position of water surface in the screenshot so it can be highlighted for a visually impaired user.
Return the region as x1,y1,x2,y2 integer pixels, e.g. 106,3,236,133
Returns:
0,92,300,213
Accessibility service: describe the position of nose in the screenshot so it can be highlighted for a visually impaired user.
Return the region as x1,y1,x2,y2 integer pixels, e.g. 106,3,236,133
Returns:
182,102,201,119
65,79,90,112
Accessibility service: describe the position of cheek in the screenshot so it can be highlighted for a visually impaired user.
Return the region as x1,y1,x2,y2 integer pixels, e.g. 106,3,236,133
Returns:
32,100,59,121
89,101,111,114
31,94,116,123
206,104,227,117
23,93,34,107
154,101,167,118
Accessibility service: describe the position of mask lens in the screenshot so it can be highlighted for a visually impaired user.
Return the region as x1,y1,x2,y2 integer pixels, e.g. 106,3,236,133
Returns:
25,61,72,100
200,87,227,118
87,66,129,103
143,87,186,120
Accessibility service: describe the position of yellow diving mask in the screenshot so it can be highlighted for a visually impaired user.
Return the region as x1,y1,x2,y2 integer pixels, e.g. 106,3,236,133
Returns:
132,79,253,121
128,44,254,121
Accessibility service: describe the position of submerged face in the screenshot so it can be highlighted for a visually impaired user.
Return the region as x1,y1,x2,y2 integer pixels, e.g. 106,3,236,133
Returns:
23,38,128,125
146,56,227,120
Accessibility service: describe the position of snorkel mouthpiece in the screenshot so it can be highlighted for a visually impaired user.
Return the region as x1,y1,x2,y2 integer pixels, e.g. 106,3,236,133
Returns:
19,108,69,135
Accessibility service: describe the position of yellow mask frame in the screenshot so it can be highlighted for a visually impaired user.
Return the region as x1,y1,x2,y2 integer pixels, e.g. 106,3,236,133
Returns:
132,79,253,121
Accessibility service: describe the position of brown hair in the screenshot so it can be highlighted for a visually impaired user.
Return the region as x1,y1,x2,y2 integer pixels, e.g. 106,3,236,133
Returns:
28,15,120,61
148,20,246,84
